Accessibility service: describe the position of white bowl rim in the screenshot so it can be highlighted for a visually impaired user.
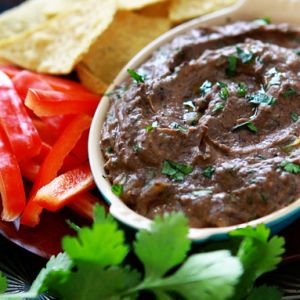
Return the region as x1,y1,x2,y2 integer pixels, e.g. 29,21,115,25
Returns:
88,0,300,240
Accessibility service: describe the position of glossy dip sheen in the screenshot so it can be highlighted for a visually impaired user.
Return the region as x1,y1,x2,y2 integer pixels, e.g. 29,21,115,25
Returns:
101,21,300,228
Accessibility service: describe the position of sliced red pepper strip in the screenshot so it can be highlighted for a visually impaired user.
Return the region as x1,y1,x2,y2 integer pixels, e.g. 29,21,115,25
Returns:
20,114,92,227
71,129,89,161
0,125,26,221
25,89,100,117
0,65,22,78
68,192,103,221
0,71,41,161
35,164,95,212
19,159,40,183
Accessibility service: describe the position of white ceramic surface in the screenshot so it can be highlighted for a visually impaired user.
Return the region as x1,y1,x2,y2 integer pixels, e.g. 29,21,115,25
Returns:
89,0,300,240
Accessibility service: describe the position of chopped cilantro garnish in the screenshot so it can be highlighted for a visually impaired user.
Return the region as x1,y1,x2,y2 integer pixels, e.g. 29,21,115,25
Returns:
226,55,238,76
280,160,300,173
213,102,225,112
202,166,215,179
237,82,248,97
199,80,213,96
169,122,187,132
145,121,158,132
236,47,254,64
255,17,272,25
291,112,298,122
106,145,113,153
219,87,229,100
112,184,123,196
127,68,145,83
294,49,300,56
162,160,193,181
283,87,297,97
217,81,227,88
232,121,258,133
246,91,276,105
133,144,141,153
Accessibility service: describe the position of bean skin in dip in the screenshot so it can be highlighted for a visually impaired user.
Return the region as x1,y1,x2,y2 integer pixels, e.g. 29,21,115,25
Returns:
101,20,300,228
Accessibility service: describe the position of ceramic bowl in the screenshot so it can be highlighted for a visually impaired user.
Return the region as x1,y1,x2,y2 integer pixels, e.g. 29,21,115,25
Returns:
89,0,300,241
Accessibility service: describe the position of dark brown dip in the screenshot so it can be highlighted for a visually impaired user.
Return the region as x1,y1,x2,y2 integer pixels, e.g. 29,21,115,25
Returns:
101,21,300,228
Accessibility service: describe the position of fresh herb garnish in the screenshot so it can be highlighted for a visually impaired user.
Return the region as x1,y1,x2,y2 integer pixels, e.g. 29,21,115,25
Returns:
237,82,248,97
291,112,298,122
169,122,187,132
280,160,300,173
255,17,272,25
199,80,213,96
127,68,145,83
133,144,141,153
232,121,258,133
226,55,238,76
236,47,254,64
145,121,158,132
162,160,193,181
217,81,229,100
106,145,113,153
283,87,297,97
213,102,225,112
111,184,123,196
202,166,215,179
0,205,285,300
246,91,276,105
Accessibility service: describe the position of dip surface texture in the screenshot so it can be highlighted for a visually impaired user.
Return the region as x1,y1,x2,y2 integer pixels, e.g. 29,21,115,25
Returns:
101,21,300,228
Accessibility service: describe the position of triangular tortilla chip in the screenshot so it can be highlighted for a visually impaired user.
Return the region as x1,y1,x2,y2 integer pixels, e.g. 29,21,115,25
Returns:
169,0,237,22
117,0,167,10
77,11,171,93
0,0,116,74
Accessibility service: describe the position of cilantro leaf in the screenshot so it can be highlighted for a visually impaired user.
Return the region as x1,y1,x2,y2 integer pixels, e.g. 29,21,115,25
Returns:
169,122,187,132
202,166,215,179
63,219,128,266
162,160,193,181
237,82,248,97
127,69,145,83
134,212,190,278
283,87,297,97
112,184,123,197
246,92,276,105
236,47,254,64
226,55,238,76
280,160,300,173
0,273,6,294
140,250,242,300
93,203,114,224
213,103,225,112
54,263,140,300
145,121,158,132
199,80,213,97
255,17,272,25
219,87,229,100
246,285,282,300
229,224,285,300
232,121,258,133
291,112,298,122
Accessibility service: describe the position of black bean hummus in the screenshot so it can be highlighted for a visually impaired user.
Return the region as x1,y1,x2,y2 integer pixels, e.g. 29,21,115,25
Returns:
101,20,300,228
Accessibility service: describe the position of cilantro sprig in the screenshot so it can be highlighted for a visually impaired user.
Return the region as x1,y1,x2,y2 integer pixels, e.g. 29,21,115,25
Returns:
127,68,145,83
232,121,258,133
0,205,286,300
162,160,193,181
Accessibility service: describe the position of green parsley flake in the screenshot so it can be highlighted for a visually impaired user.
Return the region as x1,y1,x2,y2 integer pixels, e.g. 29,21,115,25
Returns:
283,87,297,97
280,160,300,173
145,121,158,132
127,68,145,83
199,80,213,97
232,121,258,133
236,47,254,64
226,55,238,76
111,184,123,196
219,87,229,100
213,103,225,112
255,17,272,25
291,112,298,122
237,82,248,97
133,144,141,153
246,91,276,105
162,160,193,181
202,166,215,179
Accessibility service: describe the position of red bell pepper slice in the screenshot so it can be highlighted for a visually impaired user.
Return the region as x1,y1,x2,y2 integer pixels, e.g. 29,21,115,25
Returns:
20,114,92,227
25,88,100,117
35,164,95,211
0,65,22,78
68,192,102,221
0,125,26,221
0,71,41,162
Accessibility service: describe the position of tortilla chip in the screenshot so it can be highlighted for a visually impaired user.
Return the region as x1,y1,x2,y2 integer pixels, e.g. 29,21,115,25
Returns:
76,64,107,95
78,11,171,93
137,1,171,18
0,0,116,74
0,0,75,40
117,0,167,10
169,0,237,22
